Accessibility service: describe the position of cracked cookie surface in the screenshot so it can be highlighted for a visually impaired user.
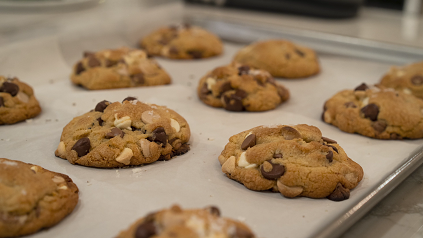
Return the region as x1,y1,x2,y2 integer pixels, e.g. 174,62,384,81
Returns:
70,47,171,90
0,76,41,125
0,158,79,237
379,61,423,100
323,83,423,139
55,97,191,168
197,64,290,112
116,205,255,238
232,40,320,79
218,124,363,201
140,24,223,59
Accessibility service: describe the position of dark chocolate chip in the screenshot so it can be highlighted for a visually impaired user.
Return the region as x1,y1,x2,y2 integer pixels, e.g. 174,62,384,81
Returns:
147,127,167,147
327,183,350,201
233,227,255,238
390,133,402,139
322,137,337,144
122,97,137,103
75,62,85,75
326,150,333,163
411,75,423,85
94,100,110,112
200,83,210,98
273,153,283,158
285,53,290,60
206,206,221,217
344,102,357,108
361,103,379,121
172,143,190,156
234,89,247,99
219,82,232,96
295,49,305,57
327,145,338,153
372,120,387,133
169,47,179,55
354,83,369,91
87,56,101,67
134,221,156,238
131,73,145,85
223,94,244,111
260,160,285,180
105,128,124,139
71,138,90,157
105,59,116,67
238,65,250,75
0,82,19,96
0,97,3,107
187,50,202,59
241,134,256,150
97,117,103,126
281,126,301,140
83,51,95,57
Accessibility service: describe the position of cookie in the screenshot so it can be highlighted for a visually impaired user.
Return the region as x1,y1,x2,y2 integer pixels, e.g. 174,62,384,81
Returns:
379,61,423,99
323,83,423,139
70,47,171,90
55,97,190,168
116,205,255,238
197,64,290,112
0,76,41,125
0,158,79,237
140,24,223,59
232,40,320,78
218,124,363,201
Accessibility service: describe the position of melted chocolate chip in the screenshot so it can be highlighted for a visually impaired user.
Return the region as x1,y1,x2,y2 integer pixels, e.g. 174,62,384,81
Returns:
327,145,338,153
0,82,19,96
207,206,221,217
295,49,305,57
94,100,110,112
344,102,357,108
105,59,116,67
105,128,124,139
361,103,379,121
234,89,247,99
273,153,283,158
148,127,167,147
354,83,369,91
71,138,90,157
173,143,190,156
372,120,387,133
0,97,3,107
223,94,244,111
219,82,232,96
326,151,333,163
200,83,210,98
122,97,137,102
97,117,103,126
238,65,250,75
233,227,255,238
83,51,95,57
87,56,101,67
327,183,350,201
131,73,145,85
281,126,301,140
75,62,85,75
411,75,423,85
322,137,337,144
241,134,256,150
134,221,156,238
187,50,202,59
260,160,285,180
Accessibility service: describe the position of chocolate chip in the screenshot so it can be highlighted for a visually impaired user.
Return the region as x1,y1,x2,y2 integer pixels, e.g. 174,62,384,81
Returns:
295,49,305,57
83,51,95,57
238,65,250,75
390,133,402,139
0,97,3,107
354,83,369,91
344,102,357,108
281,126,301,140
87,56,101,67
327,183,350,201
97,117,103,126
326,150,333,162
169,47,179,55
187,50,202,59
206,206,221,216
105,59,116,67
285,53,290,60
411,75,423,85
260,160,285,180
233,227,255,238
94,100,110,112
372,120,387,133
0,82,19,96
361,103,379,121
200,83,210,98
122,97,137,102
71,138,90,157
134,221,156,238
273,153,283,158
131,73,145,85
241,134,256,150
75,62,85,75
223,94,244,111
172,143,190,156
105,128,124,139
148,127,167,147
327,145,338,153
220,82,232,95
322,137,337,144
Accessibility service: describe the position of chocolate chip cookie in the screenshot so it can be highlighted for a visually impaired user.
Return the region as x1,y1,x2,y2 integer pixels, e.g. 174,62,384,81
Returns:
0,76,41,125
232,40,320,78
379,61,423,99
70,47,171,90
0,158,79,237
218,124,363,201
323,83,423,139
116,205,256,238
140,24,223,59
197,64,290,112
55,97,190,168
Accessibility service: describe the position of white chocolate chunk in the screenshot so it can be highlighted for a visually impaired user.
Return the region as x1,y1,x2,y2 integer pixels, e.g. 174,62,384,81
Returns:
237,152,257,168
52,176,65,183
277,180,303,198
403,88,412,94
56,141,66,156
206,77,216,90
115,148,133,165
1,160,17,166
245,164,258,169
396,70,405,77
16,92,29,103
362,97,369,106
186,215,206,237
222,156,236,174
58,185,68,190
139,139,151,157
30,166,40,173
170,118,180,133
114,114,132,130
117,67,129,76
18,215,27,224
345,173,358,184
141,110,160,124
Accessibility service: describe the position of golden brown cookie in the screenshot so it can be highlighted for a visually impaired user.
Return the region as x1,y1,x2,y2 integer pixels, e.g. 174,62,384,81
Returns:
0,76,41,125
218,124,363,201
233,40,320,78
323,83,423,139
379,61,423,99
140,24,223,59
0,158,79,237
55,97,191,168
116,205,256,238
70,47,171,90
197,64,290,112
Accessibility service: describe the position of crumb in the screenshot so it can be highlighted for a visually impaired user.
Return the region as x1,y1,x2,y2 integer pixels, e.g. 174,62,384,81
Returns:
188,96,192,100
208,137,214,141
45,119,51,122
49,79,54,84
55,119,58,122
72,103,76,106
189,74,195,79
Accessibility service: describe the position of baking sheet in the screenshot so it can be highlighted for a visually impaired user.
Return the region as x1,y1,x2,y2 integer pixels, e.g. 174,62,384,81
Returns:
1,36,423,238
